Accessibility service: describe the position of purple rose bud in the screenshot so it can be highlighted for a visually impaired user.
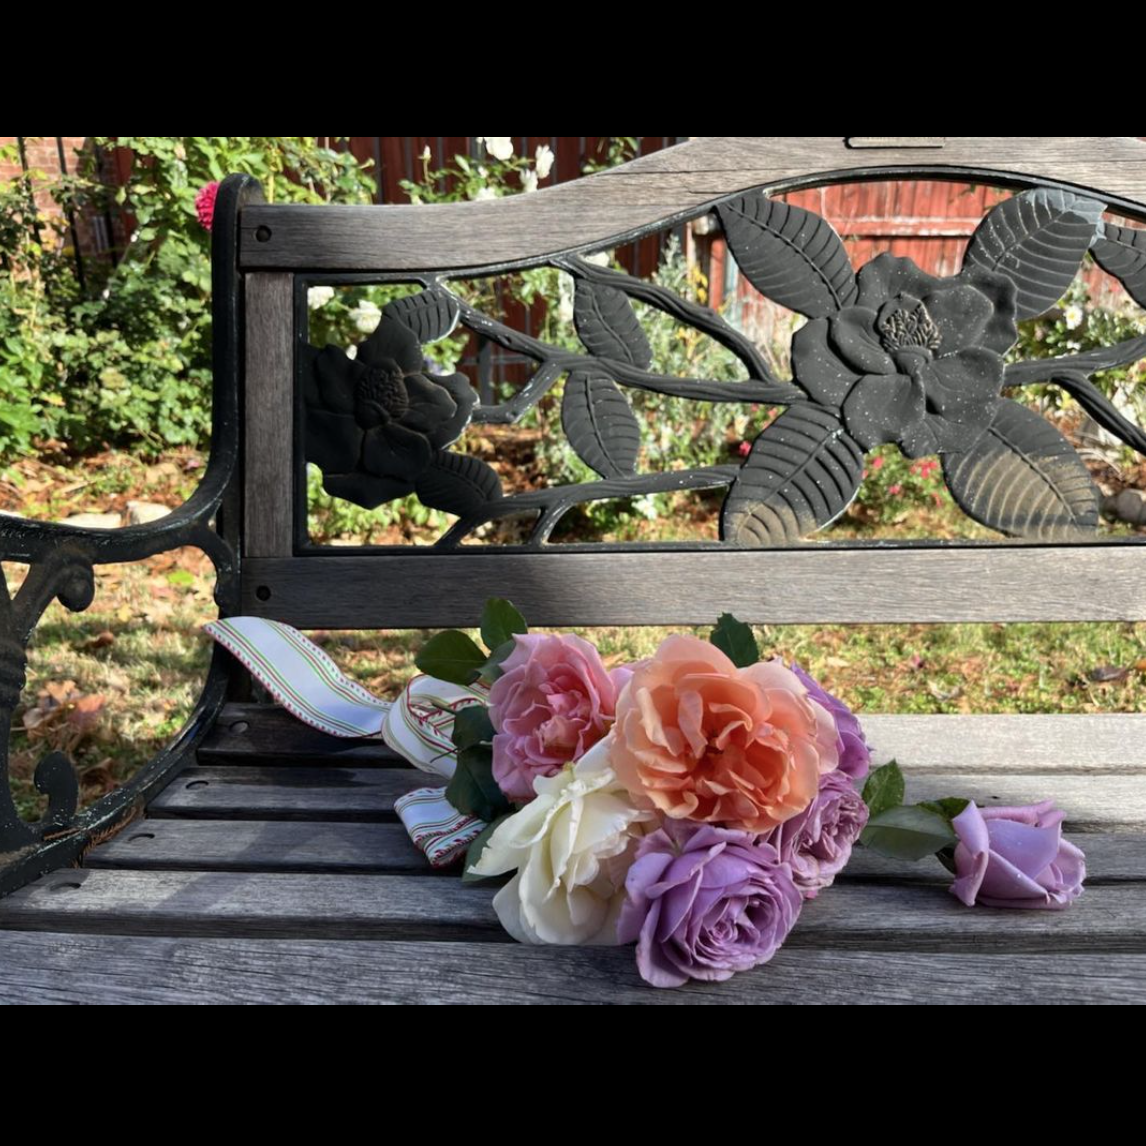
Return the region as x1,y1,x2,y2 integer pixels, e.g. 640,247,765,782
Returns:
790,663,871,780
617,819,802,988
950,800,1086,910
760,771,869,899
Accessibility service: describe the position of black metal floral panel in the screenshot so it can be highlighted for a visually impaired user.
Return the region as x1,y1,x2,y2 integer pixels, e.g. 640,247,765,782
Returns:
303,186,1146,548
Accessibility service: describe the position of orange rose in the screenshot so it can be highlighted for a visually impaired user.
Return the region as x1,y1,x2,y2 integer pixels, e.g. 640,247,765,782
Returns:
610,636,839,832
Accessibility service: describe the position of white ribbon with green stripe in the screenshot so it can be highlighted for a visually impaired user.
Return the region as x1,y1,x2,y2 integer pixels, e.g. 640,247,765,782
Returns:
205,617,489,865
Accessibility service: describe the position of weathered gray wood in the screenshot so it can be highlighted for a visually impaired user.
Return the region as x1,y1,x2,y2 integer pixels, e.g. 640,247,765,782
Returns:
905,774,1146,831
242,546,1146,627
2,868,1141,950
202,705,1146,772
243,272,294,557
83,817,1140,881
148,765,426,820
199,703,401,765
238,137,1146,271
863,714,1146,772
151,751,1146,828
1,932,1141,1004
85,820,432,873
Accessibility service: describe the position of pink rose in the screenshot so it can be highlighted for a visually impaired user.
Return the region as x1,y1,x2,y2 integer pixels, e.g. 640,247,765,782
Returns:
950,800,1086,910
488,634,625,802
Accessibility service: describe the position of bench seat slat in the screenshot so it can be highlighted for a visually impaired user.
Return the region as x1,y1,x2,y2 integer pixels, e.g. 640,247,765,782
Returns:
1,931,1141,1004
2,868,1143,952
202,705,1146,771
83,818,1145,881
151,760,1146,831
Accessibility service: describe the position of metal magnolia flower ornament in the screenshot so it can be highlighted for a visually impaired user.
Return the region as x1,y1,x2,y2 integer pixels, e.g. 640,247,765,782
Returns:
304,291,503,519
791,255,1019,458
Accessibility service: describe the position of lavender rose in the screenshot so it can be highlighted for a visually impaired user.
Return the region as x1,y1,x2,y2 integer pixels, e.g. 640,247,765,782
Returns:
761,770,869,899
488,633,625,803
950,800,1086,910
617,819,802,988
790,663,871,779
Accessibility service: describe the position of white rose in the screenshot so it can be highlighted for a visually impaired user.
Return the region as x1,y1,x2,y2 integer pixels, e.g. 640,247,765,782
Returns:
534,144,555,180
469,738,657,944
521,170,538,194
480,136,514,161
307,285,335,310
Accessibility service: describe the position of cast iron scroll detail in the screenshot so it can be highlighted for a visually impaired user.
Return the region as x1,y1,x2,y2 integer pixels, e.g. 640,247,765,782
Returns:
301,185,1146,548
0,174,253,896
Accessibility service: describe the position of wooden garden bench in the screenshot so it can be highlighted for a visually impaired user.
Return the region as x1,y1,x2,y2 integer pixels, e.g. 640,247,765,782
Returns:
1,137,1144,1003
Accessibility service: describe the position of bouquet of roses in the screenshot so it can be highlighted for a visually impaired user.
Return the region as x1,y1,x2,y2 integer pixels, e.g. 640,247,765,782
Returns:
206,602,1086,990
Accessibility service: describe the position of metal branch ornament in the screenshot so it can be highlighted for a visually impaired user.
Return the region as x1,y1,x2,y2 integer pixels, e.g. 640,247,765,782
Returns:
303,187,1146,548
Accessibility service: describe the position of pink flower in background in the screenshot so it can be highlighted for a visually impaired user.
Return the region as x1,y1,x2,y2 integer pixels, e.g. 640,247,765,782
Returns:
195,182,220,232
488,633,626,803
737,440,752,457
950,800,1085,910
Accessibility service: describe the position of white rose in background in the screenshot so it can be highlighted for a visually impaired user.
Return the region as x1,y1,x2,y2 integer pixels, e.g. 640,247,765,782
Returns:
534,144,555,180
469,738,658,944
479,137,514,161
350,299,382,333
307,285,335,310
521,170,539,194
472,186,498,202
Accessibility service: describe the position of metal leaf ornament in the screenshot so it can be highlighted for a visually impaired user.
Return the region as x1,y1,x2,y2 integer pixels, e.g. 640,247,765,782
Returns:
718,188,1143,545
305,292,498,511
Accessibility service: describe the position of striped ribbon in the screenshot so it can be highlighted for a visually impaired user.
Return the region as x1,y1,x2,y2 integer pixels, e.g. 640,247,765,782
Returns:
394,787,487,868
205,616,488,865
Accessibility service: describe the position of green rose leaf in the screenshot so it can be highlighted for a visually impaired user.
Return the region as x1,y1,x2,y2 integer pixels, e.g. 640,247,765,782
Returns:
445,743,511,823
861,804,958,861
918,796,971,825
709,612,760,668
450,704,495,751
479,598,528,655
861,760,905,820
478,639,518,686
415,630,487,686
461,813,512,883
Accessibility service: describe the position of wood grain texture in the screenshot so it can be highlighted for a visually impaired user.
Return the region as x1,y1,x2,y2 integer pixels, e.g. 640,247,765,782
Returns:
2,868,1142,950
147,765,423,820
1,933,1141,1004
198,704,401,765
243,273,295,557
85,819,431,874
237,138,1146,271
199,706,1146,773
862,714,1146,771
241,546,1146,626
84,818,1142,881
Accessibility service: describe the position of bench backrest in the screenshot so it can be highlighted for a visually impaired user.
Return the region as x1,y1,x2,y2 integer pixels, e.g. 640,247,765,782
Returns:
222,137,1146,631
